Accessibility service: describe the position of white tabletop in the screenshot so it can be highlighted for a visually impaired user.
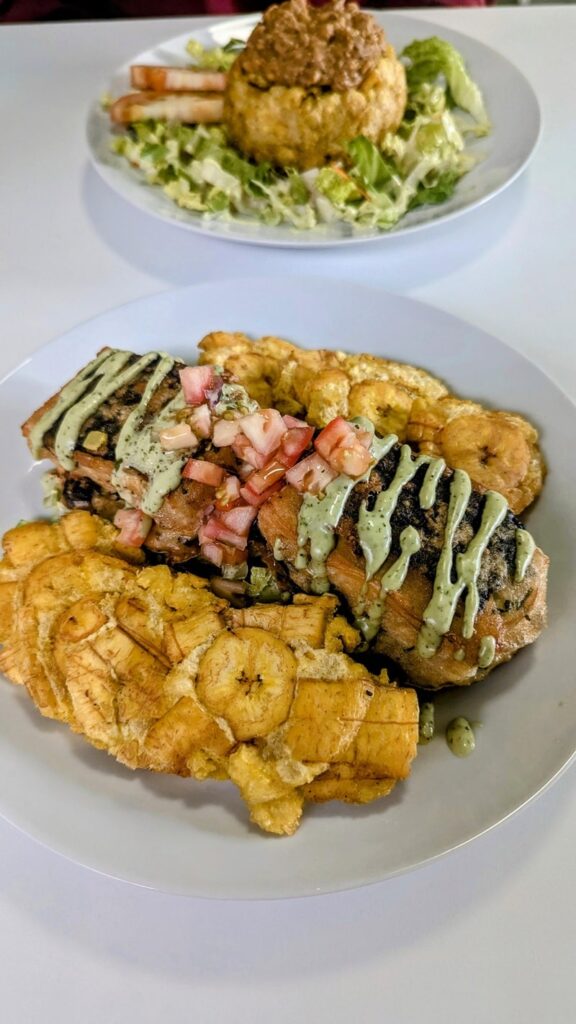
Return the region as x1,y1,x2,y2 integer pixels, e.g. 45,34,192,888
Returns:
1,7,576,1022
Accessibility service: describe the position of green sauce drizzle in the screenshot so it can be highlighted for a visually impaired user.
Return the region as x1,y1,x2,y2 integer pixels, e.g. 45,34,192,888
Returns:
54,351,158,470
112,354,193,514
477,635,496,669
416,478,508,658
295,430,395,594
418,701,435,744
29,347,193,512
357,445,445,579
29,349,121,460
514,528,535,582
446,717,475,757
356,526,421,640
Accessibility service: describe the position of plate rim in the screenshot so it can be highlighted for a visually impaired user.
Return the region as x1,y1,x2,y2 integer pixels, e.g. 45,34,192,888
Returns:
86,12,542,249
1,275,573,900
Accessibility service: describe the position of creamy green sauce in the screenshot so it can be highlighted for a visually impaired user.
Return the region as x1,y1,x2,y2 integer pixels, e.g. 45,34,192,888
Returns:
295,426,535,654
446,716,476,757
419,457,446,510
514,528,535,582
454,648,466,662
31,347,195,512
357,445,445,579
416,479,508,658
29,349,119,460
418,701,435,744
273,538,287,561
54,351,158,470
477,635,496,669
295,430,395,594
356,526,421,640
112,354,192,514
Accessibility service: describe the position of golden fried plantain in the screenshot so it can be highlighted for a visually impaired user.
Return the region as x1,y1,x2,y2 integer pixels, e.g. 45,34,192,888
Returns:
0,512,419,836
198,332,545,513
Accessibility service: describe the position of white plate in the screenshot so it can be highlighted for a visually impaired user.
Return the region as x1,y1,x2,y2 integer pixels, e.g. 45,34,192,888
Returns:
1,277,573,899
87,14,541,249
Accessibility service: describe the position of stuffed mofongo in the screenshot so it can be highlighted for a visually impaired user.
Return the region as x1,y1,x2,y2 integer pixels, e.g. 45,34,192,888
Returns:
224,0,407,170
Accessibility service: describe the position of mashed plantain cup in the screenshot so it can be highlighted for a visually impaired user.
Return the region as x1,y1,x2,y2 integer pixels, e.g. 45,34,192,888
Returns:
224,0,407,171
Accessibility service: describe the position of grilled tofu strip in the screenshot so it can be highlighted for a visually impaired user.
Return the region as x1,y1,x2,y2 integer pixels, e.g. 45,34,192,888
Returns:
257,442,548,689
21,349,225,563
130,65,228,93
22,350,548,691
109,91,225,126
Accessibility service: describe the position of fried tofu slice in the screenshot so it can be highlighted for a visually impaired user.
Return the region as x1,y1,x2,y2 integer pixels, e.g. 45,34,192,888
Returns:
109,91,224,126
0,513,419,835
130,65,227,93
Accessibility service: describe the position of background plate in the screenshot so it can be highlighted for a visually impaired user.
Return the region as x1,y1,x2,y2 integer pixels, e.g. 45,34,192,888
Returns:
87,14,541,248
0,277,573,899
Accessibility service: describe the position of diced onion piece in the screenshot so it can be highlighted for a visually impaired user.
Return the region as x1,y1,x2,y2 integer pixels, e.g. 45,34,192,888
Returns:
277,425,314,468
285,453,338,495
220,545,248,567
215,474,242,509
237,409,287,458
114,509,153,547
219,505,257,535
240,480,283,507
232,434,267,469
314,416,354,461
189,403,212,439
328,443,373,477
237,461,254,481
245,459,287,495
182,459,226,487
283,415,309,429
210,577,246,600
314,416,373,478
213,418,242,447
201,541,224,567
355,427,373,450
201,517,248,551
159,423,198,451
179,365,222,407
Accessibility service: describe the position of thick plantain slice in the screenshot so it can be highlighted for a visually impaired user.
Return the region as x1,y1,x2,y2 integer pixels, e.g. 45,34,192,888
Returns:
0,512,419,835
196,627,297,741
198,332,545,513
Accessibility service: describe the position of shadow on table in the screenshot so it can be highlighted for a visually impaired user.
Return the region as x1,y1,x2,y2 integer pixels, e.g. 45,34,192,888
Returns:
81,161,531,295
2,745,573,987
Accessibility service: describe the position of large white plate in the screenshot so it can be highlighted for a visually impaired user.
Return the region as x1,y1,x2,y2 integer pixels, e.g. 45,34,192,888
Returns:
87,14,541,248
0,277,573,899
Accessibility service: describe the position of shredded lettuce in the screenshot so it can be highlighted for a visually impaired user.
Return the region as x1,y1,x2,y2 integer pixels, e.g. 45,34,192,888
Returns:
246,567,287,603
112,35,489,233
402,37,490,136
185,37,244,72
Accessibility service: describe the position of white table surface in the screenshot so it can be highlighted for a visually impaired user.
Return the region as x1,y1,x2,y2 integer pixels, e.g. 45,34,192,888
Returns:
1,7,576,1022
